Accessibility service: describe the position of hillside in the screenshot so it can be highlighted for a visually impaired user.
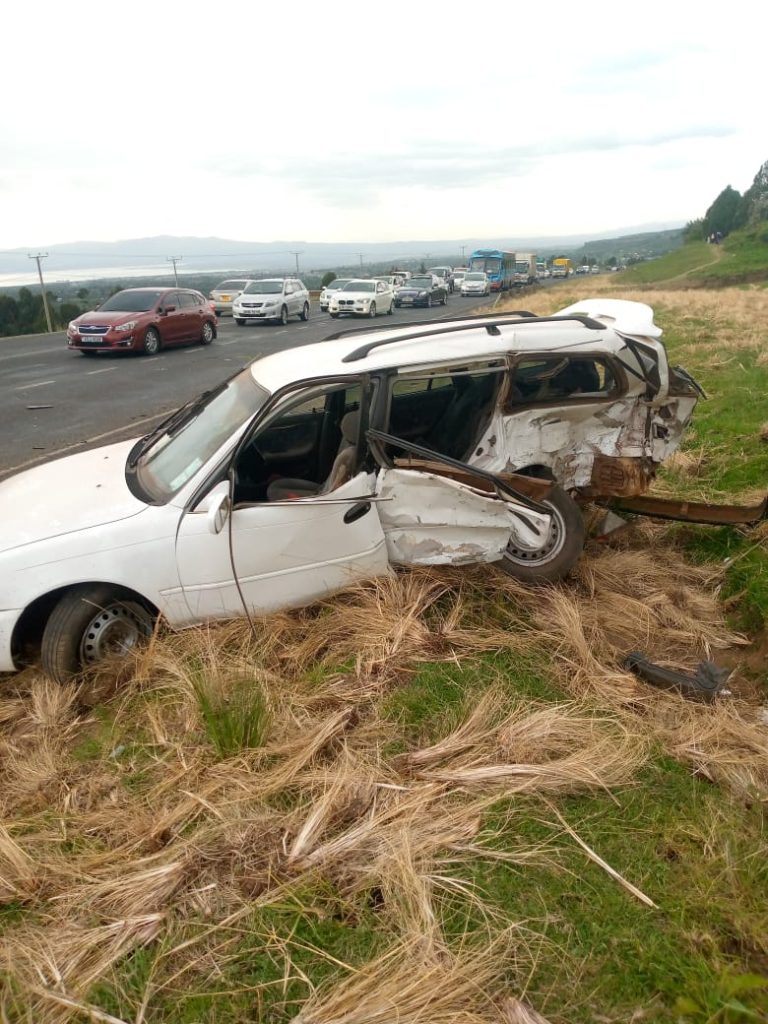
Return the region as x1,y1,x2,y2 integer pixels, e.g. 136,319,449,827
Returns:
620,228,768,286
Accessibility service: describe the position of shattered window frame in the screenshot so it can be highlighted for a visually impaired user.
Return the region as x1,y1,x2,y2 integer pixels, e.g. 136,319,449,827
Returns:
504,351,627,411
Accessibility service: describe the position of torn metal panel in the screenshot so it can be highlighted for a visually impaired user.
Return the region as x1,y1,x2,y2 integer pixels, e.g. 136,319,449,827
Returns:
581,455,655,498
392,458,554,502
376,468,551,566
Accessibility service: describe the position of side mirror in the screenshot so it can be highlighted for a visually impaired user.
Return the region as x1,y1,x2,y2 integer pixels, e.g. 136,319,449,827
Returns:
199,481,232,534
164,305,176,313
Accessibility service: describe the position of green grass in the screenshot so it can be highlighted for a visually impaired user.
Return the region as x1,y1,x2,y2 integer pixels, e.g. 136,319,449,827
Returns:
691,226,768,282
193,669,271,759
620,241,714,284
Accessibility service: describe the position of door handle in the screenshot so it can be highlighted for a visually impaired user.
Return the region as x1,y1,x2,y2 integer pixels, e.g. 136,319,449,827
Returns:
343,501,372,524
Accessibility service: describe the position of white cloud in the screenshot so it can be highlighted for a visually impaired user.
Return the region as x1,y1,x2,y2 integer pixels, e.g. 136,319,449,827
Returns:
0,0,764,247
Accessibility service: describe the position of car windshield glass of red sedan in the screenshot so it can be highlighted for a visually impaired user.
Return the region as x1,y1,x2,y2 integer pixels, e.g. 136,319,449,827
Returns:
98,290,165,313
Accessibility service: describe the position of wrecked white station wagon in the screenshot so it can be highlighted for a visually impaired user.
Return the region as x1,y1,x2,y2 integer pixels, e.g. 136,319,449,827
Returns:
1,298,759,683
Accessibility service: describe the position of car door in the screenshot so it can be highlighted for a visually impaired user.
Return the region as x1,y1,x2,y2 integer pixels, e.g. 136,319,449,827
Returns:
178,291,200,341
158,290,186,346
174,380,389,621
283,280,296,318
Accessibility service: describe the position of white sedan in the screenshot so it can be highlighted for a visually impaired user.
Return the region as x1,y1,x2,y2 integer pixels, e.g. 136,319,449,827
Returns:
319,278,352,311
328,279,395,318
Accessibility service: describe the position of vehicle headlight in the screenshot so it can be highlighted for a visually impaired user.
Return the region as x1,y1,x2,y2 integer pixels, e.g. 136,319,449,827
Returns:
419,291,428,297
67,321,78,332
114,320,137,332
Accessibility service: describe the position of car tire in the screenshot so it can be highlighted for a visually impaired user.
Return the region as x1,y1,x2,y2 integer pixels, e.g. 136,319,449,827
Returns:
387,301,394,315
497,485,585,584
80,350,97,357
441,293,448,305
200,320,215,345
330,312,339,318
143,327,161,356
300,302,310,321
369,303,377,318
41,584,156,684
235,318,245,326
426,296,432,308
278,306,288,326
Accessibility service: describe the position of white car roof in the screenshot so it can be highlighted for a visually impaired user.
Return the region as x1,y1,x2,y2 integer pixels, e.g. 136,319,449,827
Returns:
248,300,663,393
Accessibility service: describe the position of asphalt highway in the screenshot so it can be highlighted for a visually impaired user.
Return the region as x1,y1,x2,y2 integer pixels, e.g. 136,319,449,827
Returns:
0,293,500,481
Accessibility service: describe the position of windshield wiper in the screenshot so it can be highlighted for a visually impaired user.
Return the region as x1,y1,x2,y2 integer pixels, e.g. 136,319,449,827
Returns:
127,381,229,467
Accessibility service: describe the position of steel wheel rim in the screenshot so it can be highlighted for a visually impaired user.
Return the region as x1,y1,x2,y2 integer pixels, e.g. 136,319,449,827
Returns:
79,602,151,665
504,503,567,566
202,322,213,342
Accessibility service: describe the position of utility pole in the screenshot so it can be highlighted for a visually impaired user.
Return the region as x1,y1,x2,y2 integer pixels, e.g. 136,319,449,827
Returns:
28,253,53,333
166,256,182,286
290,250,304,275
460,244,466,262
356,253,365,271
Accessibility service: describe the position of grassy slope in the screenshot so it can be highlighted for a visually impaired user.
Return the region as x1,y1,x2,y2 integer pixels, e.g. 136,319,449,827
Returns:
620,241,715,284
621,228,768,287
2,284,768,1024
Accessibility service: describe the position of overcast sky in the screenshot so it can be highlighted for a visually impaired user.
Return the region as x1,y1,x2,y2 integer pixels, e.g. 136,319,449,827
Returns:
1,0,763,248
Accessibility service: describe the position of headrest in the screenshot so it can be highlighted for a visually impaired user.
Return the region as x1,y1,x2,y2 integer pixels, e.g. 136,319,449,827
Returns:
340,409,360,444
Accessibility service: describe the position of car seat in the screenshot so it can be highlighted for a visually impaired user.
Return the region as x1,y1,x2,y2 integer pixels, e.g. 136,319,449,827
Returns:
266,410,360,501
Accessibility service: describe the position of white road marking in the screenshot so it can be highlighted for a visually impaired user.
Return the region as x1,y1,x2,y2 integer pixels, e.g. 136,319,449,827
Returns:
86,366,117,375
14,379,55,390
0,346,64,363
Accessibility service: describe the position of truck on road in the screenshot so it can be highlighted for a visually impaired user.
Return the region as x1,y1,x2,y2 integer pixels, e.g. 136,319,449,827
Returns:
551,258,573,278
514,254,537,286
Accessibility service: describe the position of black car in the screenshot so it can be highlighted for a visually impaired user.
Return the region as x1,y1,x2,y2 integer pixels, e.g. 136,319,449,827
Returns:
394,274,448,309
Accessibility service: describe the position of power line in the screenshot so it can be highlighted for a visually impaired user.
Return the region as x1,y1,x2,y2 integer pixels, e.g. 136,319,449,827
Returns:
27,253,53,333
290,250,304,275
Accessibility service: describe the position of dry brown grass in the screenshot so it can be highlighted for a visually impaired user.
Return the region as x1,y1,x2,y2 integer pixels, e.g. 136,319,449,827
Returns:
5,280,768,1017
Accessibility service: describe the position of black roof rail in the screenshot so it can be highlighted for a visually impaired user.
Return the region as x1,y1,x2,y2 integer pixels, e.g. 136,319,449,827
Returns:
338,314,606,364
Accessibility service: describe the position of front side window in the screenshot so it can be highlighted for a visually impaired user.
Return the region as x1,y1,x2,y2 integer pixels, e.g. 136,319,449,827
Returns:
179,292,197,308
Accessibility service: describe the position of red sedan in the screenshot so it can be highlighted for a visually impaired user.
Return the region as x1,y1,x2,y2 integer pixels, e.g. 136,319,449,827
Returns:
67,287,217,356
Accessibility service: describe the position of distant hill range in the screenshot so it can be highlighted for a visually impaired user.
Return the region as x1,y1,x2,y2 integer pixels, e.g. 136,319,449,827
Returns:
0,225,684,282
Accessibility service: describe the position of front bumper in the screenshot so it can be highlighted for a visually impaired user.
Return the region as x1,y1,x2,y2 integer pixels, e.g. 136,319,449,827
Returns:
0,608,21,673
395,297,428,307
67,333,136,351
330,305,371,316
233,307,280,320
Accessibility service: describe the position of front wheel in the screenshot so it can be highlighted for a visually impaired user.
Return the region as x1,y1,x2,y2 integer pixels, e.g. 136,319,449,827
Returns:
330,312,340,319
143,327,161,355
426,296,432,308
200,320,215,345
368,303,377,318
441,293,447,305
497,485,585,584
41,584,156,683
277,306,288,326
300,302,310,321
235,318,245,326
387,301,394,315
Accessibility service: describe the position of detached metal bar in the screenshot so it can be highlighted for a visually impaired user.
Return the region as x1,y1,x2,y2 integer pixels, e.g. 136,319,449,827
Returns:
613,493,768,525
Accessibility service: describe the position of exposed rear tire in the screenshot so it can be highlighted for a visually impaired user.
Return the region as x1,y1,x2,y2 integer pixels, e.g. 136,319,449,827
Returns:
41,584,156,684
497,485,585,584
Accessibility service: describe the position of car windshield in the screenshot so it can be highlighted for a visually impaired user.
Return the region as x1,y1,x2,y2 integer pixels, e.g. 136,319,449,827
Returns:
98,290,164,312
324,279,350,290
470,259,501,274
465,273,486,281
409,277,432,287
244,281,283,294
343,281,375,292
216,280,248,291
132,369,270,502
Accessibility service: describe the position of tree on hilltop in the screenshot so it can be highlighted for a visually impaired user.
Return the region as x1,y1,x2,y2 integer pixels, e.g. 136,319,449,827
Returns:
741,159,768,225
702,185,744,239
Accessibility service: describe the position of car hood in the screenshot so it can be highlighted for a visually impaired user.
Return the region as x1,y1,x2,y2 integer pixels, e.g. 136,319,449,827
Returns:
398,286,428,295
237,293,283,301
334,291,375,300
0,440,147,555
75,310,151,326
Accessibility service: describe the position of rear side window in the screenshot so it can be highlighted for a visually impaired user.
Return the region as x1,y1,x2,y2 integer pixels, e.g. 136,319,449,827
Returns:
179,292,197,308
509,356,619,405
